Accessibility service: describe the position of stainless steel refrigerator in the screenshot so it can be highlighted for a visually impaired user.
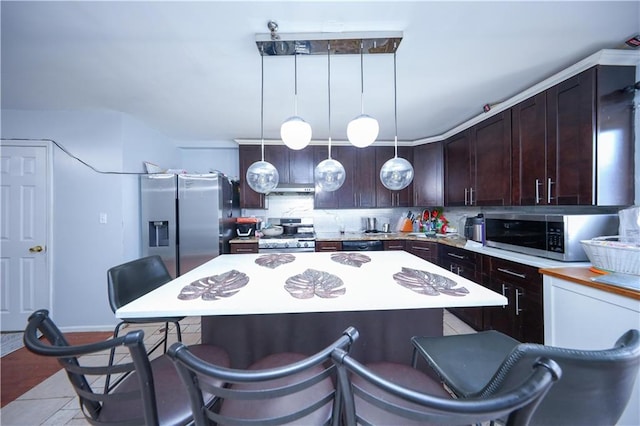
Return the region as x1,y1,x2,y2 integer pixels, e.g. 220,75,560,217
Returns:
141,173,238,277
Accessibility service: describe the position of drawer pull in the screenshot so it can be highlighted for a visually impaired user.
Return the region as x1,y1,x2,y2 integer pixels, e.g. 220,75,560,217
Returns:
236,248,255,253
413,246,432,252
387,245,404,249
497,267,526,279
447,252,465,259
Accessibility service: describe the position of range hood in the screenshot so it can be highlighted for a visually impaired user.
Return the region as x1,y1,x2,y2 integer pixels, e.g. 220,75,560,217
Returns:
268,183,315,194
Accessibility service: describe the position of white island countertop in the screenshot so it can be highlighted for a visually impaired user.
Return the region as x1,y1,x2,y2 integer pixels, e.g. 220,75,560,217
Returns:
116,251,507,319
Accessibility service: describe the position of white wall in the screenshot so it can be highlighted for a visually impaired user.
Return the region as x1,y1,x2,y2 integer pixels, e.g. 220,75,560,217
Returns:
178,145,239,179
1,109,178,330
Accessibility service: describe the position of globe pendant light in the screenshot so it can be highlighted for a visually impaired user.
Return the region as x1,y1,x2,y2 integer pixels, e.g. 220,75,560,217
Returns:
380,48,414,190
315,42,345,192
247,53,279,194
347,41,379,148
280,52,312,150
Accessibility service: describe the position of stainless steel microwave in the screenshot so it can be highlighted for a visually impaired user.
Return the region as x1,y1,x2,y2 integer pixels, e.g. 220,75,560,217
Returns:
484,213,619,261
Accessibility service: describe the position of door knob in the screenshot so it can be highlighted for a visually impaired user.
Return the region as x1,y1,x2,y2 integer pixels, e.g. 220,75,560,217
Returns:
29,245,44,253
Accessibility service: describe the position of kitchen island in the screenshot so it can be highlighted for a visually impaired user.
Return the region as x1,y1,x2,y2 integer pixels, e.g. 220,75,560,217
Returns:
116,251,506,368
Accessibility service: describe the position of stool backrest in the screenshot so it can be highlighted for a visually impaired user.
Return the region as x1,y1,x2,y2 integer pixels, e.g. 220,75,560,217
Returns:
107,255,172,312
480,329,640,426
332,349,561,426
168,326,359,426
23,309,160,426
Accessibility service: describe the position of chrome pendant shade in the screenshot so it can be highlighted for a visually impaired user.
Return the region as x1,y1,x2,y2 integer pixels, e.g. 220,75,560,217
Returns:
247,160,279,193
315,158,345,192
315,41,345,192
380,49,413,190
247,53,279,194
380,149,414,190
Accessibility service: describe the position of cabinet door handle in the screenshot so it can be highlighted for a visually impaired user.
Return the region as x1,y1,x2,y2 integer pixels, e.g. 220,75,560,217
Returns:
469,187,474,205
447,252,465,259
497,267,526,279
547,178,554,203
535,179,542,204
501,283,509,308
464,188,469,206
515,288,524,316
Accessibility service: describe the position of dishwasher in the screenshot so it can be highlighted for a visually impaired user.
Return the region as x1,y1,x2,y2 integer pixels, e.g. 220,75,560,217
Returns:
342,240,384,251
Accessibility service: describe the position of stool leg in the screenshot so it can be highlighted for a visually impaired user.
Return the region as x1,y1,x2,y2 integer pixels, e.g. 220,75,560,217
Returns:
411,347,419,368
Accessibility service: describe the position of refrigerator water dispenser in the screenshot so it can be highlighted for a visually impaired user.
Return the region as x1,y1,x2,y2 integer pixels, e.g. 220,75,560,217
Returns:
149,221,169,247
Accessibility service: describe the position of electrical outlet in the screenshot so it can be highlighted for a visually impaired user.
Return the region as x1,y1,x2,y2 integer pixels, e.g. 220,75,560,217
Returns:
99,213,107,224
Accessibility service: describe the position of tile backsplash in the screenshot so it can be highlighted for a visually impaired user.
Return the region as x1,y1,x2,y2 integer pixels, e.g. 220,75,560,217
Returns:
241,193,619,235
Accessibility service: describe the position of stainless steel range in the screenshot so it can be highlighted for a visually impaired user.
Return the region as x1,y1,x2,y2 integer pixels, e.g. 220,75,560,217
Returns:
258,218,315,253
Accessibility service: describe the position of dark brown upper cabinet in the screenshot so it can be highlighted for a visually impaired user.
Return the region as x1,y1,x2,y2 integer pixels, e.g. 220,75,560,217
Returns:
321,146,376,209
471,111,512,206
444,130,471,206
238,145,265,209
445,110,512,207
265,145,315,185
512,92,547,205
513,65,635,206
412,142,443,207
545,65,635,206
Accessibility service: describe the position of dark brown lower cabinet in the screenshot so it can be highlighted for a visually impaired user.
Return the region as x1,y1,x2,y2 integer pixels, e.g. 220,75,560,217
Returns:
315,241,342,252
383,240,405,251
437,245,483,330
405,240,438,263
230,242,258,254
483,256,543,343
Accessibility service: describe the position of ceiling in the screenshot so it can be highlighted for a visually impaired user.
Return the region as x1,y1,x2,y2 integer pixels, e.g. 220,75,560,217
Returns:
2,1,639,145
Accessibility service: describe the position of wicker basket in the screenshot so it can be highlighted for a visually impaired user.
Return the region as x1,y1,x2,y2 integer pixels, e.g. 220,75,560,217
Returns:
580,236,640,276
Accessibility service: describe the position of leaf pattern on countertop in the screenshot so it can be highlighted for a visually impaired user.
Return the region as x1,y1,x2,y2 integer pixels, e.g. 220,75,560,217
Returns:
284,269,346,299
178,269,249,301
255,253,296,269
393,267,469,296
330,252,371,268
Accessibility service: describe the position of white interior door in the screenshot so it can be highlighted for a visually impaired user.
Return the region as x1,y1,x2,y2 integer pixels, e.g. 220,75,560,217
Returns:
0,142,50,331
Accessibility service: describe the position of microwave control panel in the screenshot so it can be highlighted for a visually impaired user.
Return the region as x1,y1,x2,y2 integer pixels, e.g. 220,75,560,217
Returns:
547,222,564,253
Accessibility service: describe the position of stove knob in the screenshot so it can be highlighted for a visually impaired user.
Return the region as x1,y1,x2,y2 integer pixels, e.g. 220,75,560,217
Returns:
284,242,289,248
301,242,307,248
296,242,302,248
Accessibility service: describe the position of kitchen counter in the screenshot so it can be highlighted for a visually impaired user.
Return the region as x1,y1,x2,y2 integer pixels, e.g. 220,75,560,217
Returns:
540,267,640,301
315,231,466,245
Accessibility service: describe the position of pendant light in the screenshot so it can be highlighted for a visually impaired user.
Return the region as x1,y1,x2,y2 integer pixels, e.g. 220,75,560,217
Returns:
315,42,345,192
380,47,414,190
280,52,312,150
247,53,279,194
347,41,379,148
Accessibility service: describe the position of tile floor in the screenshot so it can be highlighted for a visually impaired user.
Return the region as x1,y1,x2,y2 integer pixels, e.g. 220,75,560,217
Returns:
0,311,475,425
